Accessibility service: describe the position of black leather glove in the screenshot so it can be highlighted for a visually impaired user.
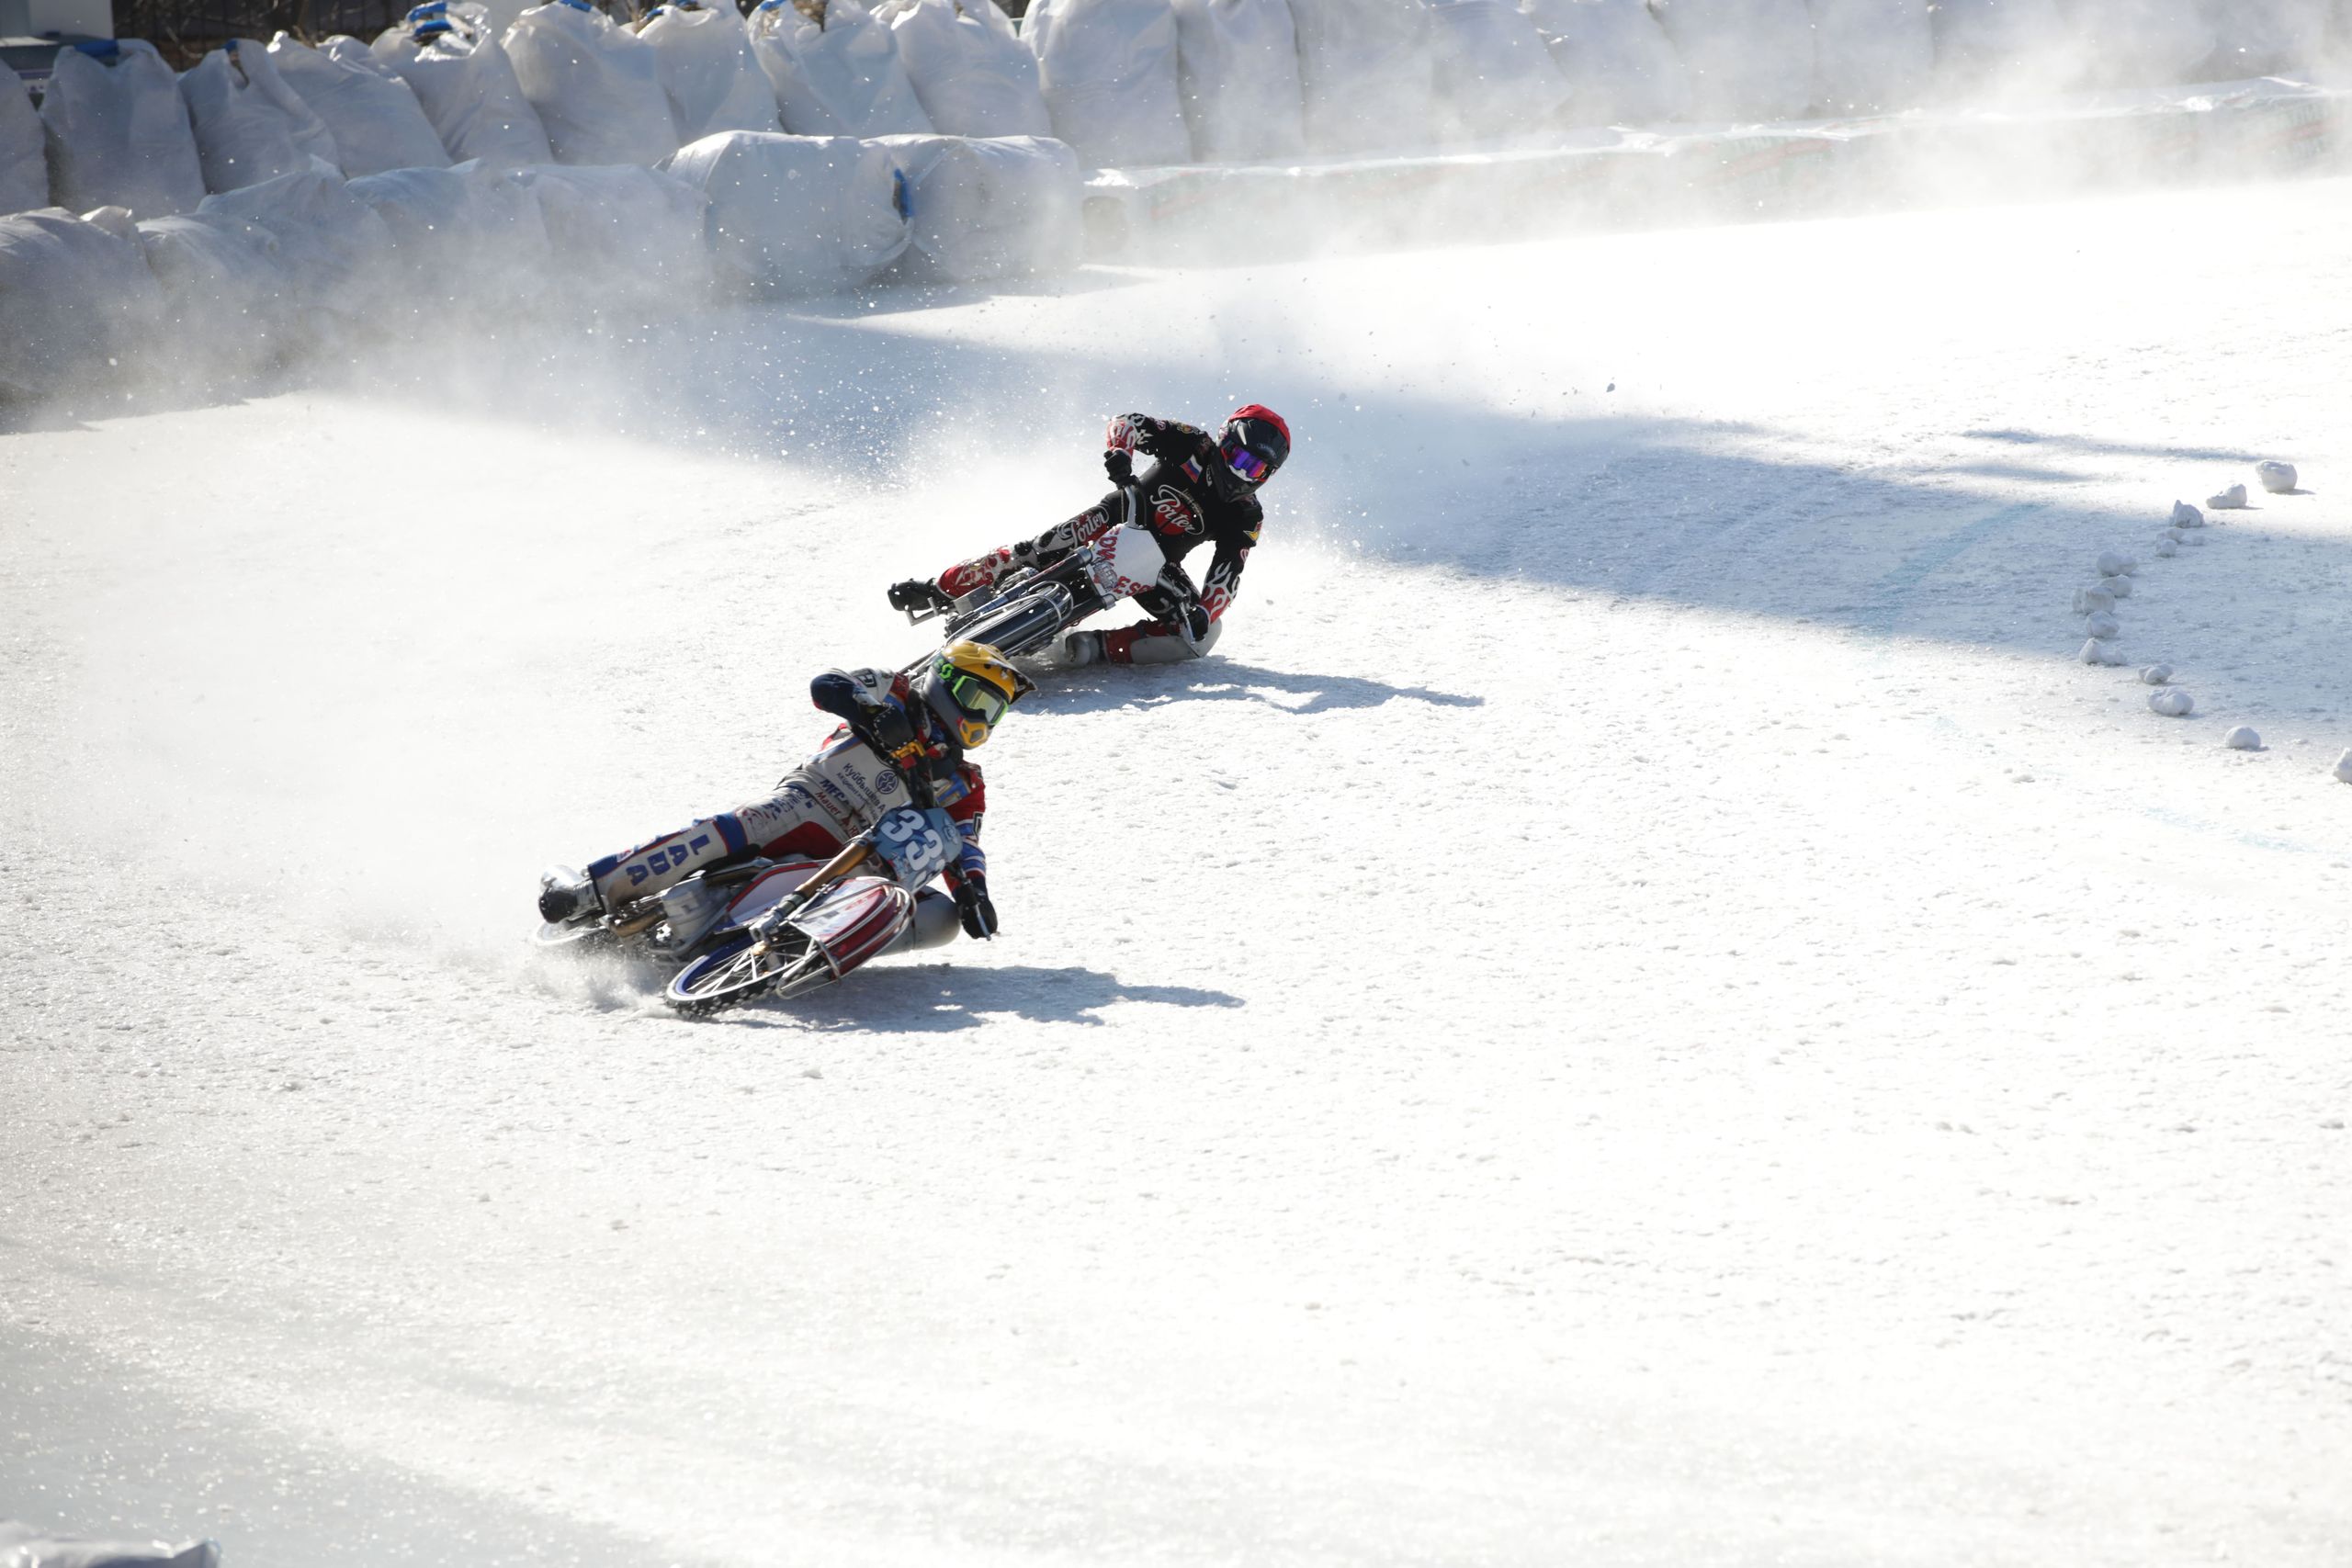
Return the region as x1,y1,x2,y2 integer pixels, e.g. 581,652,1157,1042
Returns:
954,874,997,939
865,703,915,760
1103,447,1134,484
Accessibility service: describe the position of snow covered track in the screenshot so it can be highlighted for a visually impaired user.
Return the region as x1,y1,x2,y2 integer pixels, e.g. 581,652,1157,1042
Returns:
5,179,2352,1565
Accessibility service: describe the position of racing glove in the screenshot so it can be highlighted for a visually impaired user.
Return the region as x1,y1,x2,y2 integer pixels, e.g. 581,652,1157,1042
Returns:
954,874,998,939
812,670,916,760
1103,447,1135,485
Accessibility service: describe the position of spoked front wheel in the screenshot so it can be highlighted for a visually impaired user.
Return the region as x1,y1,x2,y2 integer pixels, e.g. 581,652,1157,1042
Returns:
664,930,837,1016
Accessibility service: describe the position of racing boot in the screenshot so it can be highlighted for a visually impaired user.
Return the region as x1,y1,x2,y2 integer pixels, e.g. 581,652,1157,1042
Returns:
537,864,602,926
888,579,954,616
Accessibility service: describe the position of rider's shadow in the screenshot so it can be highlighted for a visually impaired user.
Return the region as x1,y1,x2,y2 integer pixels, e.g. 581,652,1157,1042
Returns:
1035,660,1484,716
718,963,1243,1032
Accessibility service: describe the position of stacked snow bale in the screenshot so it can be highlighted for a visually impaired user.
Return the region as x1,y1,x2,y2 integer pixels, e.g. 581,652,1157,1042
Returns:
664,129,903,292
180,37,340,194
1521,0,1691,125
874,131,1080,280
1023,0,1191,167
373,2,556,168
518,161,712,303
345,162,556,303
40,39,209,217
1929,0,2069,96
2053,0,2216,91
639,0,785,141
1807,0,1932,115
1287,0,1433,155
3,72,45,214
747,0,936,136
1647,0,1816,120
136,208,300,379
876,0,1053,138
195,164,399,333
1168,0,1304,162
506,0,683,164
1427,0,1569,144
268,33,454,176
0,207,165,400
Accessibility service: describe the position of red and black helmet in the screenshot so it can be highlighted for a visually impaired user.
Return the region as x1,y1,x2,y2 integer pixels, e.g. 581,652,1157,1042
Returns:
1216,404,1290,491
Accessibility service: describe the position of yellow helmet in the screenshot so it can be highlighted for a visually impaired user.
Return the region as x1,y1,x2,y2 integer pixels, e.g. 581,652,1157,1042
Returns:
921,640,1034,749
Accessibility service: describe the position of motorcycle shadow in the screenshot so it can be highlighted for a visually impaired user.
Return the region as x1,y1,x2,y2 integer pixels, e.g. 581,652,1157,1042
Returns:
1032,659,1484,716
706,963,1243,1032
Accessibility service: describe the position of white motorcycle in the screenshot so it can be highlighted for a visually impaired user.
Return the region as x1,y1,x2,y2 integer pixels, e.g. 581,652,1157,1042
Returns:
901,495,1205,662
536,803,966,1015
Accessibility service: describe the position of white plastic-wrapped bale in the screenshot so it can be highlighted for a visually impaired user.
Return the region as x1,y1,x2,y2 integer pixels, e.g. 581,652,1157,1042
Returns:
516,162,711,306
873,131,1080,281
1930,0,2069,94
1428,0,1567,144
1288,0,1432,155
180,39,341,194
137,210,299,378
2207,0,2327,75
198,164,398,330
372,3,556,169
663,130,902,293
1807,0,1932,114
2052,0,2214,89
0,208,166,400
639,2,783,141
1024,0,1190,167
506,0,682,165
40,40,209,218
2,71,45,215
875,0,1053,138
1168,0,1304,162
1648,0,1815,120
268,34,453,175
748,0,936,137
1521,0,1690,124
347,162,555,298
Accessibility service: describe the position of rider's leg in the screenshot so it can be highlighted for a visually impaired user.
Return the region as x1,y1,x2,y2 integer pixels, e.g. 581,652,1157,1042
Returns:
936,491,1125,602
1099,617,1222,666
583,780,839,913
878,887,962,954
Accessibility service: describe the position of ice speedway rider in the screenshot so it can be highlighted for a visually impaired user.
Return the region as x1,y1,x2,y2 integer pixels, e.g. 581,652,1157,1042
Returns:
888,406,1292,669
536,641,1033,953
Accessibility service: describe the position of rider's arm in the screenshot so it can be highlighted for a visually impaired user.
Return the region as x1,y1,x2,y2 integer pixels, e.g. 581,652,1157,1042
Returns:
810,669,916,759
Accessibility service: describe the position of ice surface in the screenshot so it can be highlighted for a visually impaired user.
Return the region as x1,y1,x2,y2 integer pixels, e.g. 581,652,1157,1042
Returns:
6,178,2352,1568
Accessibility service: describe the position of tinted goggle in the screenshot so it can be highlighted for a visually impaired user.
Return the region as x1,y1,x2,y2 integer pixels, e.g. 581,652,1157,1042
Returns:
940,667,1011,726
1221,435,1271,484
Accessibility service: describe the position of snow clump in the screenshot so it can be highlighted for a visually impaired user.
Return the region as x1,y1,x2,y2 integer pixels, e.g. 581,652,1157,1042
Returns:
2140,663,2173,684
2149,688,2195,716
2101,574,2132,599
2153,537,2177,558
2096,550,2136,577
2207,483,2247,509
2073,585,2114,615
2224,726,2261,750
2169,500,2203,527
2079,637,2125,666
2335,750,2352,784
2085,610,2120,640
2256,460,2298,493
